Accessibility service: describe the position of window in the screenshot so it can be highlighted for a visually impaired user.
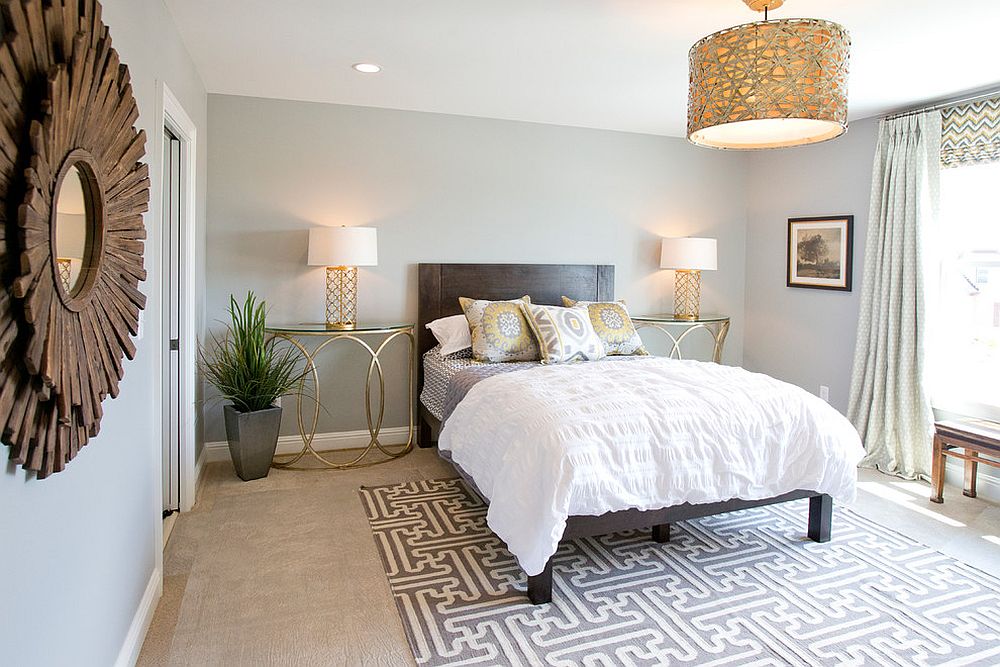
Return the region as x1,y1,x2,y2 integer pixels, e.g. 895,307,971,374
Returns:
932,161,1000,416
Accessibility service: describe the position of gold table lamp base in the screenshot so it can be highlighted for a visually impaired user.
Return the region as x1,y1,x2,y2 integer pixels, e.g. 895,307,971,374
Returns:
325,266,358,328
673,269,702,320
56,257,73,293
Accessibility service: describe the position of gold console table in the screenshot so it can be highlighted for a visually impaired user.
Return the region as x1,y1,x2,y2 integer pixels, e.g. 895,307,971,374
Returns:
265,323,415,470
632,314,730,363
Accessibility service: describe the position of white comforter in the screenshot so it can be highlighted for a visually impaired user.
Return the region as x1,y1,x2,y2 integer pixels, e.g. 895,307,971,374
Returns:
438,357,865,576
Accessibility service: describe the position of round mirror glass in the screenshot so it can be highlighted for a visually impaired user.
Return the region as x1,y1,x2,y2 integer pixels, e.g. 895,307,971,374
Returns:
54,163,95,298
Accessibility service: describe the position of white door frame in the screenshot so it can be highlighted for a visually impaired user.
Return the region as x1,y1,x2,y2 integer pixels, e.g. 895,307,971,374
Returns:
158,83,199,514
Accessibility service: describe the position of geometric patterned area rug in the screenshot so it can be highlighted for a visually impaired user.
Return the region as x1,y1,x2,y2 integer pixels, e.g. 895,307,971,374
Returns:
360,478,1000,666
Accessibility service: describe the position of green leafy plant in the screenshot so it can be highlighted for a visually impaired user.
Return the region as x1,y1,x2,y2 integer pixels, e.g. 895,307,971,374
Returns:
200,292,306,412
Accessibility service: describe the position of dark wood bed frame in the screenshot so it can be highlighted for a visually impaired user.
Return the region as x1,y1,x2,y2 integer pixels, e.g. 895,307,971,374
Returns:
416,263,833,604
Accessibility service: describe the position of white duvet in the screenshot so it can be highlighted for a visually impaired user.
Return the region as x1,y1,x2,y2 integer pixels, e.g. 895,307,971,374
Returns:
438,357,865,576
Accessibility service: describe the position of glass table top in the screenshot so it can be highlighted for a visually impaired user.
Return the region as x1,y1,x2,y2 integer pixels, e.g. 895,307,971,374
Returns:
265,322,414,334
632,313,729,323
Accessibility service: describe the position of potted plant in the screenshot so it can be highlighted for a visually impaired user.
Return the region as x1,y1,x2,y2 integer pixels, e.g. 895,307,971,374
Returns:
200,292,305,481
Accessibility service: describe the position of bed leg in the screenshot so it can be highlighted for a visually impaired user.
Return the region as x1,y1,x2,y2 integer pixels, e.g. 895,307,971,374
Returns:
808,494,832,543
418,418,435,448
527,559,553,605
652,523,671,543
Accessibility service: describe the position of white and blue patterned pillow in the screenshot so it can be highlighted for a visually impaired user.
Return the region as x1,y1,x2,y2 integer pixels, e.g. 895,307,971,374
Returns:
520,303,606,364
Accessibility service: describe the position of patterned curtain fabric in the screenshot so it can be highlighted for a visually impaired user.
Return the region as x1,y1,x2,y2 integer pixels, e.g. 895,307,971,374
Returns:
847,111,941,479
941,96,1000,168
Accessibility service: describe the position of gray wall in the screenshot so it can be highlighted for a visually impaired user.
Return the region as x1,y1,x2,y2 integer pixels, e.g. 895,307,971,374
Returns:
206,94,750,441
0,1,208,664
743,118,880,413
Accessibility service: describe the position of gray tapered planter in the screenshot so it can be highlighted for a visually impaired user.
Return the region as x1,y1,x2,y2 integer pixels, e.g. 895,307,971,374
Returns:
223,404,282,481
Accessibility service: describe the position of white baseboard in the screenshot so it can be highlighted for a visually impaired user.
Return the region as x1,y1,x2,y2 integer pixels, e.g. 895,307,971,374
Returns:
204,426,412,464
115,566,162,667
944,458,1000,504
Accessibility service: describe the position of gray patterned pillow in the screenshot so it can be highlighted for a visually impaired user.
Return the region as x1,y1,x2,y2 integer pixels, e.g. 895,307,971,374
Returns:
520,303,606,364
459,296,540,363
562,297,648,356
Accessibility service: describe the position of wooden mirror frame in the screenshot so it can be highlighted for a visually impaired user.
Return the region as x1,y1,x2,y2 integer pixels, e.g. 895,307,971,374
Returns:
0,0,149,478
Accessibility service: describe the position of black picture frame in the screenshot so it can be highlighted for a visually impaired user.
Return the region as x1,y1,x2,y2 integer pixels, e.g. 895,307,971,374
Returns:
786,215,854,291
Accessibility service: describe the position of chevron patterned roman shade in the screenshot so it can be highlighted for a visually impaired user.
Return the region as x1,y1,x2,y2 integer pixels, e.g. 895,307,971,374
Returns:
941,96,1000,168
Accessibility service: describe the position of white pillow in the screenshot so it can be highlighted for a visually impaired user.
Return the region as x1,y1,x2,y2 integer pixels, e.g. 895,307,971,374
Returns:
425,314,472,357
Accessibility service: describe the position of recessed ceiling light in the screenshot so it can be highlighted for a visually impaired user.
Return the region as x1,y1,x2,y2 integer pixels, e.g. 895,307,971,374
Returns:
352,63,381,74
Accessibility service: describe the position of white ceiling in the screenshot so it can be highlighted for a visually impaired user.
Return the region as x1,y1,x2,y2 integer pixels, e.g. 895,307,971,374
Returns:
164,0,1000,137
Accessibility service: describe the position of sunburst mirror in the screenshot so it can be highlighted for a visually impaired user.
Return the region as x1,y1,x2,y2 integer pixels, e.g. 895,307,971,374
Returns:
0,0,149,478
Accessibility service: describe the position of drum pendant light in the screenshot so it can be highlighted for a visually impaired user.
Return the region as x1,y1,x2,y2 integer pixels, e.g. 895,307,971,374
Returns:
687,0,850,150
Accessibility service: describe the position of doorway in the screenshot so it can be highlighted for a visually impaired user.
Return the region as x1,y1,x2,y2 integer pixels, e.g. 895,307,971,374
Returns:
160,85,198,541
162,126,182,519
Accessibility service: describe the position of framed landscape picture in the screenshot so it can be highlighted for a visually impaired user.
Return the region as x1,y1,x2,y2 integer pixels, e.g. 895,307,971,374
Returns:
787,215,854,291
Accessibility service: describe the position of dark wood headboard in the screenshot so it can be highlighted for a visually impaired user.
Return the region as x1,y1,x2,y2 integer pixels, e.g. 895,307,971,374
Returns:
417,263,615,380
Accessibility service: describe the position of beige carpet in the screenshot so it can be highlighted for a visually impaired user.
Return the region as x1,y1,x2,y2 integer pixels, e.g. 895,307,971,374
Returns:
139,448,456,666
140,450,1000,666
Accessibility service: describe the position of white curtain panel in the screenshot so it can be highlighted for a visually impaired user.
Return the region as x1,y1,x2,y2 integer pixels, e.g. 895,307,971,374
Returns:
847,111,942,479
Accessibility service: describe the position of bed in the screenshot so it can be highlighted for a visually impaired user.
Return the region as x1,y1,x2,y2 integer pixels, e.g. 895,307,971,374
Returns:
416,262,864,604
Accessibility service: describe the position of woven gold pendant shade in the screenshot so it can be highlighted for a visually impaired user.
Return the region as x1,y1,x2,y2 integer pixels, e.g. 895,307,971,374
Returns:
687,1,850,150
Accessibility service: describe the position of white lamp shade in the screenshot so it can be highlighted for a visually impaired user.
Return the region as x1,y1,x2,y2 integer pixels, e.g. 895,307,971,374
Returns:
308,226,378,267
660,237,717,271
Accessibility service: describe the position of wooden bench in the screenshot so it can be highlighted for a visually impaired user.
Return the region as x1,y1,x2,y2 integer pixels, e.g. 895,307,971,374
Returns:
931,419,1000,503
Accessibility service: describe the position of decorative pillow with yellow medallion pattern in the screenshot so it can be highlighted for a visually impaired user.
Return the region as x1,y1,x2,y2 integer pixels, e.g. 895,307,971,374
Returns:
520,303,606,364
459,296,540,363
561,297,648,356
